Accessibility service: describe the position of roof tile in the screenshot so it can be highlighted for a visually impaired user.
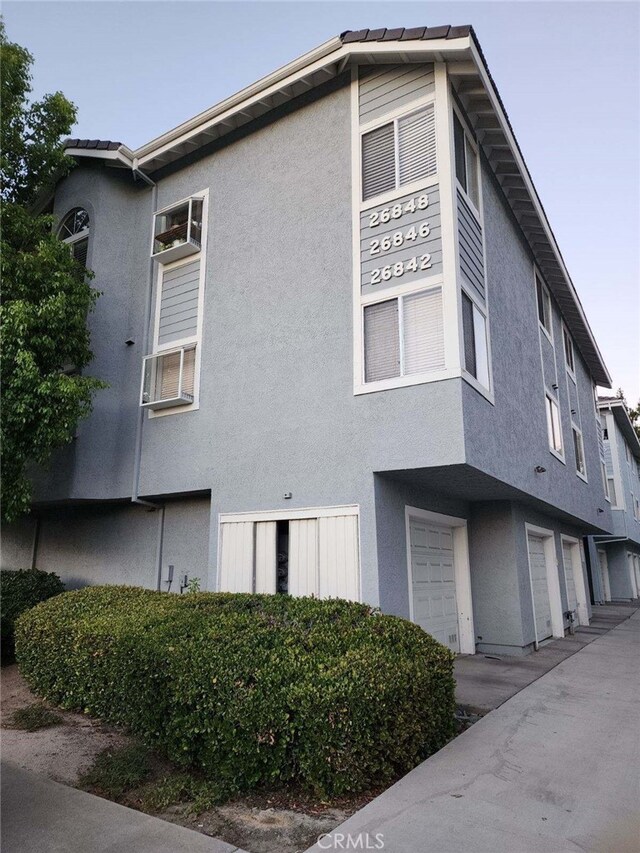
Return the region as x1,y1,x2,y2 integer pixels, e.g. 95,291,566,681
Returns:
422,25,451,40
400,27,427,41
380,28,405,41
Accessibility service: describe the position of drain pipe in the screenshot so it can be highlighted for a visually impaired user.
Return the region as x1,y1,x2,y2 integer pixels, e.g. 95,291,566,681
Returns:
131,162,158,508
30,516,41,570
128,164,166,589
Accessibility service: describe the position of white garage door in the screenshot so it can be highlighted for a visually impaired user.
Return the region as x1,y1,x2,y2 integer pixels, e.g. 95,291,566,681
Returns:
562,541,578,618
527,533,553,641
598,550,611,602
410,519,459,652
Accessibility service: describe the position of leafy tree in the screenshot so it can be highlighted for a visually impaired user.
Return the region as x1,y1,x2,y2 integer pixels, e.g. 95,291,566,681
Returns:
614,389,640,441
1,21,105,522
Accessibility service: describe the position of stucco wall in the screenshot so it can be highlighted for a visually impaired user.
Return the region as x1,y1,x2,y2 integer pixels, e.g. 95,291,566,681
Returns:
462,157,611,533
12,497,211,591
33,166,152,503
1,516,36,570
606,541,639,600
511,503,592,646
603,411,640,545
374,475,469,618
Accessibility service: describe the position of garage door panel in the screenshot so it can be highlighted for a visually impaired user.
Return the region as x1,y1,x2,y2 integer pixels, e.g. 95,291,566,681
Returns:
411,519,459,652
527,533,553,641
562,541,578,614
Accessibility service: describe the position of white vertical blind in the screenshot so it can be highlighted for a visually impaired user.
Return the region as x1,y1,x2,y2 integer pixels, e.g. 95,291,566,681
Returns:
288,519,318,597
318,515,360,601
156,346,195,402
472,305,490,388
364,299,400,382
255,521,277,594
362,122,396,201
219,521,254,592
398,105,437,186
403,288,445,374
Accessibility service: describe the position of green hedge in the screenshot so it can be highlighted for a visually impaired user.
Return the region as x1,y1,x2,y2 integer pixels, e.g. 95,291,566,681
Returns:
16,587,455,796
1,569,65,663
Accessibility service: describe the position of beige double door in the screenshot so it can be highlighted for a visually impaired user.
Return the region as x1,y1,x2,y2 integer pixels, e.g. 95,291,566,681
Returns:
218,511,360,601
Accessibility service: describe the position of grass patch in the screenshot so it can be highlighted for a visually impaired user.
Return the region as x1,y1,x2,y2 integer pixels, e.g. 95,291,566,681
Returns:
136,771,228,814
8,703,63,731
79,743,152,798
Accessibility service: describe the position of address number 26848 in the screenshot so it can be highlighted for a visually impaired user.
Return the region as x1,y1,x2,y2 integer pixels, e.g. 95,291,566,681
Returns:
368,193,429,228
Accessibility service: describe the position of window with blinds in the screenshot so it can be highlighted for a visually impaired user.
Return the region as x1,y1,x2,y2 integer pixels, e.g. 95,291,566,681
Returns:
453,112,480,211
362,104,437,201
461,291,490,389
363,287,444,383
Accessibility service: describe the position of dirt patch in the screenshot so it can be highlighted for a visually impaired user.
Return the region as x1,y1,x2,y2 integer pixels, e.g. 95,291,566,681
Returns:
160,803,351,853
1,664,131,784
0,665,368,852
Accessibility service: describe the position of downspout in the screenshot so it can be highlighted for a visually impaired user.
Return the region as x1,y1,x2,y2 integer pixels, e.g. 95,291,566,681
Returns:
30,516,41,570
128,163,166,590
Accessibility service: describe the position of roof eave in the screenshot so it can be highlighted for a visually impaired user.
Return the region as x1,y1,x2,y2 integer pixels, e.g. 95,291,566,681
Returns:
598,401,640,458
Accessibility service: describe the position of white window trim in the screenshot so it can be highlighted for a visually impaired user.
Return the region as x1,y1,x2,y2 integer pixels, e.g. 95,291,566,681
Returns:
606,411,627,512
460,283,492,396
545,390,565,462
359,280,449,393
562,323,576,381
352,63,462,397
571,422,588,482
148,188,208,419
404,506,475,655
535,270,553,344
451,102,481,221
525,523,564,644
560,534,590,627
359,94,438,207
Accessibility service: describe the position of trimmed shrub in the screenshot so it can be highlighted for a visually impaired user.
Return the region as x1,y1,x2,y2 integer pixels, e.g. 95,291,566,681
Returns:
1,568,65,663
16,587,455,797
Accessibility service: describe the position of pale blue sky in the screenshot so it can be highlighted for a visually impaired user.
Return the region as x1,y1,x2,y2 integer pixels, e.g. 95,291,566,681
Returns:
5,1,639,400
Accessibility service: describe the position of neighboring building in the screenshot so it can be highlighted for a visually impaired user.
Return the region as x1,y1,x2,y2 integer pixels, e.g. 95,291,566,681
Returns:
587,398,640,602
3,25,627,654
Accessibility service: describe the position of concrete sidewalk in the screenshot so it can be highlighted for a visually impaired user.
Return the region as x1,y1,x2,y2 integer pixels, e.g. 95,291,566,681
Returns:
307,610,640,853
455,602,639,711
1,762,249,853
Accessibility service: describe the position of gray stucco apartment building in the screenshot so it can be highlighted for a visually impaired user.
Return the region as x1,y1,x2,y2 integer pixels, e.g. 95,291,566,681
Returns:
3,26,637,655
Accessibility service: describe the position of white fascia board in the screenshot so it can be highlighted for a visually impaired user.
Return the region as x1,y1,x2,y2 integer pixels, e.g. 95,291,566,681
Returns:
467,40,612,388
134,38,472,170
598,401,640,459
65,145,134,168
134,36,344,165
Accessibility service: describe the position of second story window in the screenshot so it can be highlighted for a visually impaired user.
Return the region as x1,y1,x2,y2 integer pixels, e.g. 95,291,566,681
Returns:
461,290,490,389
453,113,479,211
59,207,90,266
536,273,552,337
572,425,586,478
363,286,444,383
563,326,575,375
361,104,437,201
141,191,208,413
545,392,563,457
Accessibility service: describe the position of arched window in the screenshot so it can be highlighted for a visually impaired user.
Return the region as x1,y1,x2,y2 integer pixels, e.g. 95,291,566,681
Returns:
59,208,90,266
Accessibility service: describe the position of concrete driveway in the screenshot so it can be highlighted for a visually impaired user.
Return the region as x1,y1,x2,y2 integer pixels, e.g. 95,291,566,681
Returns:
307,610,640,853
